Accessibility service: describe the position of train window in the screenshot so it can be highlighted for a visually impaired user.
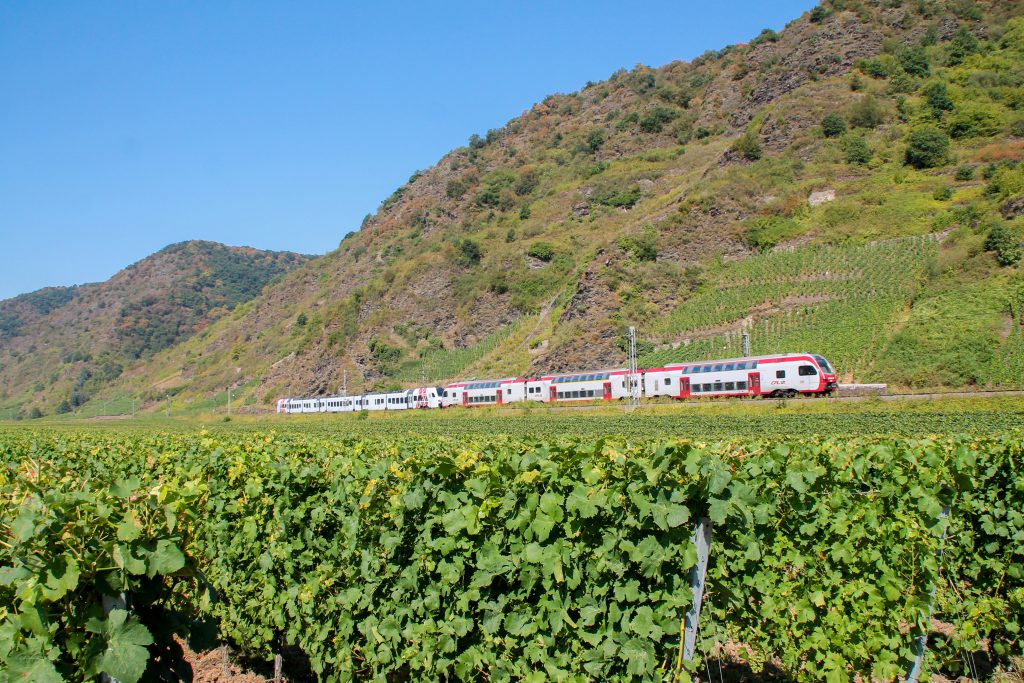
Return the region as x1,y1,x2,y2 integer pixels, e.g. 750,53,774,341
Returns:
692,384,701,393
776,370,786,379
713,382,722,390
702,383,712,392
737,362,746,370
738,381,747,390
724,382,735,391
714,364,724,372
799,365,818,376
664,377,671,386
725,363,735,371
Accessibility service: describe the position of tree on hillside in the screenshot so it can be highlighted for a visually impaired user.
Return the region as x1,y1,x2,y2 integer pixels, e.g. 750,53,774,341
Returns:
821,113,847,137
905,126,950,168
848,95,886,129
458,239,482,266
732,133,763,161
986,222,1023,266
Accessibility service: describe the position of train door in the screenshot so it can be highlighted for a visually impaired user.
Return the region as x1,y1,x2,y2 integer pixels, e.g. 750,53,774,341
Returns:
602,382,612,400
549,386,558,402
462,391,468,407
496,389,503,405
748,372,761,396
679,377,690,399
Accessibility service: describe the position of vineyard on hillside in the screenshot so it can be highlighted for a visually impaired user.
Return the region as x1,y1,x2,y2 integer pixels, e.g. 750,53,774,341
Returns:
1,426,1021,682
642,237,938,376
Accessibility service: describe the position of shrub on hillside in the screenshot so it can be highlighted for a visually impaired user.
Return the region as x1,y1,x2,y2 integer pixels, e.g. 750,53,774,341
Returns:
848,95,886,128
948,105,1003,139
732,133,763,161
527,242,555,262
955,166,976,181
898,45,930,77
986,222,1023,266
744,215,801,252
905,126,950,168
638,107,679,133
946,26,981,66
809,5,831,22
458,239,482,266
593,181,642,209
856,58,890,79
984,166,1024,199
923,82,954,116
821,113,847,137
618,231,658,261
843,134,872,165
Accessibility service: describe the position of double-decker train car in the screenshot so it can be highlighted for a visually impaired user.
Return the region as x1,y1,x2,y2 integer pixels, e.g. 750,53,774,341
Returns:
644,353,837,399
543,369,640,403
278,352,837,413
441,378,521,407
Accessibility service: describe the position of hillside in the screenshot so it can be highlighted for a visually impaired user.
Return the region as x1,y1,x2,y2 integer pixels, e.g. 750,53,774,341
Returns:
0,241,310,417
15,0,1024,416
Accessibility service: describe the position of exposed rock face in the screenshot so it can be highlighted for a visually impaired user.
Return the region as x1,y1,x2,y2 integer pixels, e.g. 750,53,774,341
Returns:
808,189,836,206
1000,195,1024,219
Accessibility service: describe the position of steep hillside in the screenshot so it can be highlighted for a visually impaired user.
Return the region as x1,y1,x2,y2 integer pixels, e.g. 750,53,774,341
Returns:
0,241,310,416
42,0,1024,414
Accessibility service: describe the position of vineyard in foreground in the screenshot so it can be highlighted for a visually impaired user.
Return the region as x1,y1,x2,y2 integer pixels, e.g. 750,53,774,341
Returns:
0,426,1021,682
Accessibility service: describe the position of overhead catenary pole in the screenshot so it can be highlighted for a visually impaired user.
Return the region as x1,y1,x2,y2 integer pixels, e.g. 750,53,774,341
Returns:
627,326,640,409
227,386,231,417
742,330,751,357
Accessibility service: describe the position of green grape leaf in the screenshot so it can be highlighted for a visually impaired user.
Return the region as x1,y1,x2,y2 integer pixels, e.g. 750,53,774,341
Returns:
5,649,64,683
146,540,185,578
86,609,154,683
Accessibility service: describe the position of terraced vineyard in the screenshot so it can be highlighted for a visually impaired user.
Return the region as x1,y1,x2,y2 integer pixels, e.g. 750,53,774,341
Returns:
1,424,1021,682
641,237,940,379
394,319,527,384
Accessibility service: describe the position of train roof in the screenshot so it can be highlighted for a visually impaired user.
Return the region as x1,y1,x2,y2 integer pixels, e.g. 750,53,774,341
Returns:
662,352,823,367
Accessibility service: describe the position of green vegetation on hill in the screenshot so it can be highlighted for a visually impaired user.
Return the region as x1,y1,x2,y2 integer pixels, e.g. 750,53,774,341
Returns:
0,241,309,419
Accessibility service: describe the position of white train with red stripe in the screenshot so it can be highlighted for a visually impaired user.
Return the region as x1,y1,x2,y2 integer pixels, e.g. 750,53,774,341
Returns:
277,352,837,413
644,353,837,399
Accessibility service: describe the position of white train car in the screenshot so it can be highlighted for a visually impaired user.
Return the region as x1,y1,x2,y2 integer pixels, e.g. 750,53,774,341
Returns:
281,397,322,413
543,369,640,403
385,390,412,410
442,378,520,407
645,353,837,399
440,382,466,408
409,386,446,409
321,396,361,412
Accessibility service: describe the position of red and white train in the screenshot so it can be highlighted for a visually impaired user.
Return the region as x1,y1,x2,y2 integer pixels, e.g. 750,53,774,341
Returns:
277,352,837,414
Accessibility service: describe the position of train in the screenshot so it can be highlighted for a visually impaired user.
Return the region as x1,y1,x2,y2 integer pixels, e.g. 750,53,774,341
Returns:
277,352,838,414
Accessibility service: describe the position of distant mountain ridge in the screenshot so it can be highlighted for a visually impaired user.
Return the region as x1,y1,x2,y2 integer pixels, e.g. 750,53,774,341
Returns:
6,0,1024,417
0,241,311,415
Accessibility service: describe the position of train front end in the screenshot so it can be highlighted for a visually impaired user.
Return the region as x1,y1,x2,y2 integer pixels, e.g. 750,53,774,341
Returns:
814,354,838,394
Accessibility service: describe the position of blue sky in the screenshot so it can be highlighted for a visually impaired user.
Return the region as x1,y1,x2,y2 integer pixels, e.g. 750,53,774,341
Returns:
0,1,818,300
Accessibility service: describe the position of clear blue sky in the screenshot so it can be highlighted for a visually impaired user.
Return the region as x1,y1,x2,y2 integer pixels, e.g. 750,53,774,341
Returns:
0,1,818,300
